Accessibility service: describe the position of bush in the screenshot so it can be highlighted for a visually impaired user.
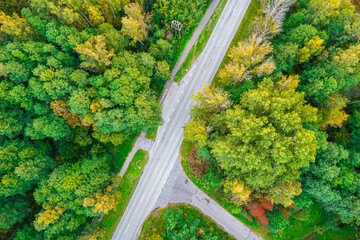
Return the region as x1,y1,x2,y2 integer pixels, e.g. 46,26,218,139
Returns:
201,165,223,190
188,148,209,179
293,193,313,210
266,205,289,234
247,201,269,226
292,207,311,222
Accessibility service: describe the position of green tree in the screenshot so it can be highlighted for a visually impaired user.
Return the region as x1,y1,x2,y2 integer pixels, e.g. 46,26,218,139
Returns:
210,76,318,204
0,197,30,230
301,142,360,225
33,154,113,237
25,114,71,140
0,140,55,197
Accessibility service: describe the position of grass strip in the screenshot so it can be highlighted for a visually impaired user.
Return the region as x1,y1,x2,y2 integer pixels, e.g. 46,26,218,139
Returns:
174,0,229,82
145,126,158,141
138,204,234,239
110,135,138,174
101,150,149,240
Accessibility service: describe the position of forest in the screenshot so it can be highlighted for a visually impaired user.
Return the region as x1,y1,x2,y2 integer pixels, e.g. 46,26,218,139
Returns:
0,0,213,239
184,0,360,238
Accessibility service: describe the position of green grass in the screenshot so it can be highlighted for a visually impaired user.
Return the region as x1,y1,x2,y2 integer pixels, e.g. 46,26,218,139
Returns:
174,0,229,82
145,126,158,141
110,135,138,174
101,150,149,240
138,204,234,239
213,0,262,86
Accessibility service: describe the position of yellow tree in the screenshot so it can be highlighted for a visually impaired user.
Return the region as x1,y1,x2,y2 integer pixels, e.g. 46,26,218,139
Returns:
75,35,115,73
121,2,149,45
191,84,231,121
297,36,325,63
183,120,208,148
35,205,65,227
87,6,105,26
344,18,360,41
0,11,33,41
319,94,349,130
83,186,119,214
265,180,302,207
308,0,341,24
121,16,144,46
219,34,275,85
224,178,252,206
184,85,231,147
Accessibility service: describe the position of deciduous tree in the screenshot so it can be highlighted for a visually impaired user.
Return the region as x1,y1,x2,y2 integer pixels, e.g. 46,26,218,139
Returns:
211,76,318,196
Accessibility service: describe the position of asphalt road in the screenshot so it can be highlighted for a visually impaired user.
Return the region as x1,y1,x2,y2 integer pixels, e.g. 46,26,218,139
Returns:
111,0,251,239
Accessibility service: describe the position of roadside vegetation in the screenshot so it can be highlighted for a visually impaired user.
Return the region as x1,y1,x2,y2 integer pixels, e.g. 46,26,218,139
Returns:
0,0,214,239
145,126,158,140
183,0,360,239
174,0,229,82
101,150,149,240
139,204,234,240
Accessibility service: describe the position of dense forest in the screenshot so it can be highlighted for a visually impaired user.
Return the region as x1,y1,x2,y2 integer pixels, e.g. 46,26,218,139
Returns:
0,0,212,239
184,0,360,238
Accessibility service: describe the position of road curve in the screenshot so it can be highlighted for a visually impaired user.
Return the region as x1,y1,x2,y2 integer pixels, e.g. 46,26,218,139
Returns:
168,169,262,240
111,0,251,239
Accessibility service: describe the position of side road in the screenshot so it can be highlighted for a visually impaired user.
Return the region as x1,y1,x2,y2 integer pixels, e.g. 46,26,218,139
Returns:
111,1,253,239
166,167,262,240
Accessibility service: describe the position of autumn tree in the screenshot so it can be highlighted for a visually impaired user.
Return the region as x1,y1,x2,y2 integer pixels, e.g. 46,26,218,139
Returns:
190,84,231,121
224,178,252,206
0,11,33,41
246,201,269,226
219,34,275,85
121,3,149,45
50,100,81,128
184,85,231,147
252,0,296,41
83,186,119,214
75,35,115,73
319,94,350,130
210,76,318,200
